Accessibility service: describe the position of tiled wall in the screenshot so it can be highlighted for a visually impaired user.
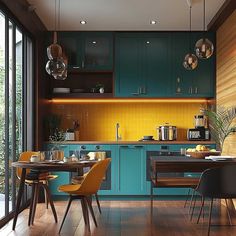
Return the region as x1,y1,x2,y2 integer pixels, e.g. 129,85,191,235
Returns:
51,103,202,141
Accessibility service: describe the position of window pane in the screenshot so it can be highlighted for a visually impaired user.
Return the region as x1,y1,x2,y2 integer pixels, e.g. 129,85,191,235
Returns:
0,12,5,219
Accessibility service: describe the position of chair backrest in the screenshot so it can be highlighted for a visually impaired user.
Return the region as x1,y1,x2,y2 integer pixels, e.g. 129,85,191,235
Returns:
196,165,236,198
16,151,39,179
77,158,111,195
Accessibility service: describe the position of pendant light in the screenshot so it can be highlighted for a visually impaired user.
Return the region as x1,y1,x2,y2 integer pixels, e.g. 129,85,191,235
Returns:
183,2,198,70
45,0,66,79
195,0,214,59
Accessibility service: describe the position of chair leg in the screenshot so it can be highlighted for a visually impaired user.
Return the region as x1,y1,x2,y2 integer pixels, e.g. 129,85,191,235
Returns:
28,184,36,226
86,196,97,227
207,198,214,236
43,184,58,223
184,188,191,208
82,197,90,232
188,189,196,215
44,180,49,209
225,199,233,226
95,193,101,214
190,192,197,221
80,198,87,225
31,183,40,225
59,196,73,234
197,196,205,224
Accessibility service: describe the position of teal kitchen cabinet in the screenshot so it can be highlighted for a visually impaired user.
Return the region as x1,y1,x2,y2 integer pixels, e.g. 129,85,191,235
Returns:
115,33,171,97
57,32,113,71
116,145,147,195
172,32,215,98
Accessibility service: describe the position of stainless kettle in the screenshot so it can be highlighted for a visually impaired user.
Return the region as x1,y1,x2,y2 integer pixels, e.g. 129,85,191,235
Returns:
158,123,177,141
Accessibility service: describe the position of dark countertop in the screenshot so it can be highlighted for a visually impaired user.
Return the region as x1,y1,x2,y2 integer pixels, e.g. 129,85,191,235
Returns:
46,140,215,145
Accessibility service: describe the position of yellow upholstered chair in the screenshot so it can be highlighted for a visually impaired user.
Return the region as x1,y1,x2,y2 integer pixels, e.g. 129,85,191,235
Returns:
16,151,58,226
58,158,111,233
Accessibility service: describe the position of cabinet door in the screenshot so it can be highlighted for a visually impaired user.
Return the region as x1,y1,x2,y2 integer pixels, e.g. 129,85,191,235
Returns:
57,32,83,70
115,35,141,97
190,32,215,98
172,32,215,98
83,32,113,71
141,34,171,97
172,32,193,97
118,145,147,195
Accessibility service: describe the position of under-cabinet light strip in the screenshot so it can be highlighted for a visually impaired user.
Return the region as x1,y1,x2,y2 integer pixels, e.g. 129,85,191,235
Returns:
50,98,214,104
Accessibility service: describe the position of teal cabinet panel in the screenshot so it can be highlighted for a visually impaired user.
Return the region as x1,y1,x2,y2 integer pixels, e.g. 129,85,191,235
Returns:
115,33,171,97
57,32,113,71
115,35,140,97
141,34,171,97
172,32,215,98
117,145,147,195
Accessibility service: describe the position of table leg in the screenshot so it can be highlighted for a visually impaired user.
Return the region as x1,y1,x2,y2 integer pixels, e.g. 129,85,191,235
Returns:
12,168,26,230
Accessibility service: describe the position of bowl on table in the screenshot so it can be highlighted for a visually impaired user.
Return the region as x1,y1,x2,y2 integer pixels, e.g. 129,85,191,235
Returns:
186,151,221,159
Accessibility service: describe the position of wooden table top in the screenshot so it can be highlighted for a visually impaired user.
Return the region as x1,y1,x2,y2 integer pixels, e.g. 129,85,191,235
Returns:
11,160,97,170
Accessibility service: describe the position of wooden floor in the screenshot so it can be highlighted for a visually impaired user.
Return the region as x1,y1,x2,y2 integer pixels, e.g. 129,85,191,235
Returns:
0,198,236,236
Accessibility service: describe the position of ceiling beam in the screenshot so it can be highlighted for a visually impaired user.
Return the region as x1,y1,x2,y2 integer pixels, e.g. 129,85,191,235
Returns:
207,0,236,31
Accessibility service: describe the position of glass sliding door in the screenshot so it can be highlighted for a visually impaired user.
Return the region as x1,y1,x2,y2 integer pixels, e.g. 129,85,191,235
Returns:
0,9,34,225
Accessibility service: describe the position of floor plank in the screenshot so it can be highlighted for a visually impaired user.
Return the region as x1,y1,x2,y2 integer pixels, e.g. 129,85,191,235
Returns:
1,198,236,236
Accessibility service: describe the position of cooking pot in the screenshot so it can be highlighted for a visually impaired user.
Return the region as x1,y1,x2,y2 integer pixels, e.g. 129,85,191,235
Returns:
158,123,177,141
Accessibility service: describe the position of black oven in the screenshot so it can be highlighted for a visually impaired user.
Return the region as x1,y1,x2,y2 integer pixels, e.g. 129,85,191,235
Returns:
69,150,111,190
146,150,183,181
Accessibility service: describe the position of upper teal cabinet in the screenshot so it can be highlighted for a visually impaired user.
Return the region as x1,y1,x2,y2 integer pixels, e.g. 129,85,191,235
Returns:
172,32,215,98
57,32,113,71
115,33,171,97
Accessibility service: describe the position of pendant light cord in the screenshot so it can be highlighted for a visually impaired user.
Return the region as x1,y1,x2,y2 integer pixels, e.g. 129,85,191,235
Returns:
189,5,192,52
203,0,205,31
58,0,61,31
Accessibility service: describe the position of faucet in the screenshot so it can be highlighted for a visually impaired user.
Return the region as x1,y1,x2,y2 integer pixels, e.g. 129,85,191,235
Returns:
115,123,122,141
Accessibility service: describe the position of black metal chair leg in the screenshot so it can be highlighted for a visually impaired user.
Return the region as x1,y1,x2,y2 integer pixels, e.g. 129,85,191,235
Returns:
207,198,214,236
225,199,233,226
190,192,197,221
188,190,196,215
197,196,205,224
28,184,36,226
59,196,73,234
86,196,98,227
184,188,191,208
31,183,40,225
80,198,87,225
95,193,101,214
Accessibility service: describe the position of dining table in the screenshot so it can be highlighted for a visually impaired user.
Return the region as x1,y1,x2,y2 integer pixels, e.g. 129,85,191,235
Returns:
11,160,97,230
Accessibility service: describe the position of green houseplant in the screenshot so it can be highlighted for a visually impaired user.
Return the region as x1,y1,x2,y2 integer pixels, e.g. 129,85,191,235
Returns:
203,106,236,152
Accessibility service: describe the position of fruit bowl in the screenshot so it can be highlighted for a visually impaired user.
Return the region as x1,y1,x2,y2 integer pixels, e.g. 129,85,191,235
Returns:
186,151,221,159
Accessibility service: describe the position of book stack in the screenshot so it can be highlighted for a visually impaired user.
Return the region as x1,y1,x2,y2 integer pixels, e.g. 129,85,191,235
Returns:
26,170,49,180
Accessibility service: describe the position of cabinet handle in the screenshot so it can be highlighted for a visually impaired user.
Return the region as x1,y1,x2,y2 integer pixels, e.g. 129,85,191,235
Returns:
142,86,146,94
72,66,80,69
81,60,85,68
120,145,129,148
195,87,198,94
177,77,180,83
189,87,193,94
134,145,144,148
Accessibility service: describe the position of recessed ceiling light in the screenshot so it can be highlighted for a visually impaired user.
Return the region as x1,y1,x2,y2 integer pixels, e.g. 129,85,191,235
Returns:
80,20,87,25
92,41,97,44
150,20,157,25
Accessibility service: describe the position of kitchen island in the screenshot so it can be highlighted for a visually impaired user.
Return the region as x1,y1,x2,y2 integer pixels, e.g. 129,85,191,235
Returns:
44,141,216,197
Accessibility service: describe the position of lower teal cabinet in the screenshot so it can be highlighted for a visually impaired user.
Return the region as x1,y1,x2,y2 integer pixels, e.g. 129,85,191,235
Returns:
117,145,147,195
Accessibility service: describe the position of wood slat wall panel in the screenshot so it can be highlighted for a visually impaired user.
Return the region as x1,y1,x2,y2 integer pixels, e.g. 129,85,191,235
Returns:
216,10,236,155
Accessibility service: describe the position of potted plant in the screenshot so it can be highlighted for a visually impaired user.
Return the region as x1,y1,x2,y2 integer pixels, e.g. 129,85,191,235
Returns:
203,106,236,152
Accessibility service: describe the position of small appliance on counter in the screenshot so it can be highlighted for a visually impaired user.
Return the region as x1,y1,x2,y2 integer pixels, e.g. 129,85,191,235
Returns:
65,129,75,141
187,115,210,141
157,123,177,141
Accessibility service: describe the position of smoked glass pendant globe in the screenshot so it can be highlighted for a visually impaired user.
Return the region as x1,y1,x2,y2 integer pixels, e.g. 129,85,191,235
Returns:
183,53,198,70
195,38,214,59
45,58,66,77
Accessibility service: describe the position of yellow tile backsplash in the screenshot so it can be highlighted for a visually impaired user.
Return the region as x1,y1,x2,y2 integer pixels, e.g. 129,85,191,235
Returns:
51,103,203,141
